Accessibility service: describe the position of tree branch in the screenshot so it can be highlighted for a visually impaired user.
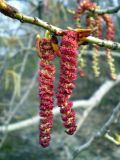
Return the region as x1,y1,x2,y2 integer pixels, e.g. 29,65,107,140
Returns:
86,36,120,50
0,0,62,34
73,102,120,160
91,5,120,14
66,5,120,15
0,0,120,50
0,74,120,133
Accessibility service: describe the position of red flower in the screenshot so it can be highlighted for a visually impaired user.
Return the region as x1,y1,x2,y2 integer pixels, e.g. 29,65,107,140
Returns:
37,37,55,147
56,30,78,135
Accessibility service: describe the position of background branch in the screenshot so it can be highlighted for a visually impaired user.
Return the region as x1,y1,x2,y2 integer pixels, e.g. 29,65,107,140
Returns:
0,68,38,148
0,74,120,133
73,102,120,160
65,4,120,15
91,5,120,14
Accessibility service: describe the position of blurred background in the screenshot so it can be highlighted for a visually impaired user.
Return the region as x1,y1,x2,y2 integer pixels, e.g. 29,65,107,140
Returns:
0,0,120,160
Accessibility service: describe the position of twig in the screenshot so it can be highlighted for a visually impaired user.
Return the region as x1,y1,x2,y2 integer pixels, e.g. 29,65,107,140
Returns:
0,0,62,34
0,50,8,78
75,106,93,134
75,73,120,133
91,5,120,14
65,5,120,15
105,133,120,145
73,102,120,160
9,47,36,58
0,0,120,50
0,69,38,148
6,70,37,125
0,74,120,133
84,50,120,58
19,35,33,77
7,35,34,116
86,36,120,50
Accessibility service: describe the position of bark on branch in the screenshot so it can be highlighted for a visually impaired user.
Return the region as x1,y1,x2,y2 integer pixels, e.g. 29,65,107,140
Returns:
0,0,120,50
0,0,63,34
86,36,120,50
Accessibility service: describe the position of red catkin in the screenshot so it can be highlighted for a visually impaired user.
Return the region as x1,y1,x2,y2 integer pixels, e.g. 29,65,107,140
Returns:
38,37,55,147
103,14,115,41
56,30,78,135
74,0,97,20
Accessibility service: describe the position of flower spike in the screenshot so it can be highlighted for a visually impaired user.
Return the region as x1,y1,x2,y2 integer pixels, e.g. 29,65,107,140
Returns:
56,30,78,135
36,35,56,147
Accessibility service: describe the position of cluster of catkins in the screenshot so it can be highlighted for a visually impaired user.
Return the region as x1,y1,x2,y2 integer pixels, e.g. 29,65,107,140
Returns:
36,29,91,147
36,0,116,148
75,0,116,80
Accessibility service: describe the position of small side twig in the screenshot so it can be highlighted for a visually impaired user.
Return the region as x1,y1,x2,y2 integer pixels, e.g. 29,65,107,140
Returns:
105,133,120,145
73,102,120,160
91,5,120,14
65,4,120,15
